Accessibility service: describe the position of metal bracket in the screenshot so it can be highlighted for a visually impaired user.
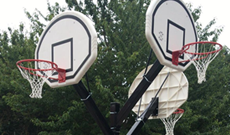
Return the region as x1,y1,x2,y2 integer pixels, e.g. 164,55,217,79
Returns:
143,75,152,83
81,93,92,101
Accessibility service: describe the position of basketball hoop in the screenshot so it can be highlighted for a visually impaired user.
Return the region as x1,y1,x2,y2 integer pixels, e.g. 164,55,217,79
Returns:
16,59,66,98
172,41,222,84
160,108,184,135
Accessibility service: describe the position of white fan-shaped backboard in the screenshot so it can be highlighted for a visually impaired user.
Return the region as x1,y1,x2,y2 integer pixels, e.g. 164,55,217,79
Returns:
128,66,188,119
145,0,197,71
35,11,97,88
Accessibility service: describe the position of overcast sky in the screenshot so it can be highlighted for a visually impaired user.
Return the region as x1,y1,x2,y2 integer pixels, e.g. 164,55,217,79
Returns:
0,0,229,47
183,0,229,47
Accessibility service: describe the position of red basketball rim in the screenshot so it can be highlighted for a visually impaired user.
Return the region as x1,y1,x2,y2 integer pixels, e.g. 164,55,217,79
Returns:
177,41,223,63
181,41,223,55
16,59,58,71
173,108,184,114
16,59,60,80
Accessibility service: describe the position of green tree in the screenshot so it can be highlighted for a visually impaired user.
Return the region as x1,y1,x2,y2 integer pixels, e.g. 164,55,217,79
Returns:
0,24,40,134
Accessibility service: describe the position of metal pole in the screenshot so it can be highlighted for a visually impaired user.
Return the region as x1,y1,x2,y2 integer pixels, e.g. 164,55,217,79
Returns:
127,97,159,135
116,60,164,127
127,71,170,134
110,102,120,135
73,81,114,135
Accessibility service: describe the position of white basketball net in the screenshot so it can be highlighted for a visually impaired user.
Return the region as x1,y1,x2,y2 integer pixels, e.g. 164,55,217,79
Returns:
183,42,222,84
160,109,184,135
192,53,219,84
17,61,56,98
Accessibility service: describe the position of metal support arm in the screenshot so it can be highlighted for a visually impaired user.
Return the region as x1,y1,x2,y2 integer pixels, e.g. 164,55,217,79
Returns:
73,81,114,135
116,60,163,127
126,97,159,135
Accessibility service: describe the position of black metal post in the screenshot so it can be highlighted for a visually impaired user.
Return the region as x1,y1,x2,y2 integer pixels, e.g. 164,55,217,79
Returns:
73,81,114,135
126,97,159,135
110,102,120,135
127,70,170,135
116,60,163,127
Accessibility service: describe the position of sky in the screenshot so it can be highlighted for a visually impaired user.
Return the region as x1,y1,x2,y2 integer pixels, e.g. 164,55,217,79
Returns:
183,0,230,47
0,0,229,47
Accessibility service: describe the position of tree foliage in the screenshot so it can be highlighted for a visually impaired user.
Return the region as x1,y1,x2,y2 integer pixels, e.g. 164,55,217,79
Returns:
0,0,229,135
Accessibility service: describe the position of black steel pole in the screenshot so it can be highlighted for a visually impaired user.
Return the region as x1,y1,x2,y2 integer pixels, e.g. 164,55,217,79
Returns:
73,81,114,135
127,69,170,135
116,60,164,127
110,102,120,135
127,97,159,135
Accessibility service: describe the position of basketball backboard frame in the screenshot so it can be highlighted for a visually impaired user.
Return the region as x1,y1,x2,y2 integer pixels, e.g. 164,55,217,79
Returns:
145,0,198,71
129,66,189,119
35,11,97,88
